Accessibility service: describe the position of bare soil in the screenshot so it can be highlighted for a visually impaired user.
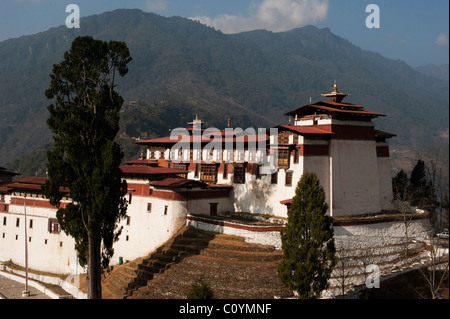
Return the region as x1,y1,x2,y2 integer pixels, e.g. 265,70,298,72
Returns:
126,231,294,299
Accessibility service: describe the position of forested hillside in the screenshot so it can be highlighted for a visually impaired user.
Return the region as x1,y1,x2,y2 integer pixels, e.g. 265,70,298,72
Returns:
0,9,448,177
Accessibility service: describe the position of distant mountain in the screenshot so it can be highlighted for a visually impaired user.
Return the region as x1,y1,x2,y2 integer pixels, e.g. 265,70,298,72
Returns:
1,9,448,176
415,64,449,81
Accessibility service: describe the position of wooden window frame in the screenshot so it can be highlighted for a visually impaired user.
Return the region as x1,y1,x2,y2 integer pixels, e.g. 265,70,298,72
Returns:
201,163,218,183
271,171,278,184
233,163,246,184
277,148,290,168
285,170,293,187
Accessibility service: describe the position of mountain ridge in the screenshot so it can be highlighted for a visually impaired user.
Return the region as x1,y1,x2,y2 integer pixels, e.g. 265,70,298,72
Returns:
0,9,448,176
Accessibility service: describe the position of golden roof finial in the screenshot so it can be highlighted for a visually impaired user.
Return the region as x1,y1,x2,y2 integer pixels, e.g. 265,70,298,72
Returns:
321,80,350,103
187,114,207,127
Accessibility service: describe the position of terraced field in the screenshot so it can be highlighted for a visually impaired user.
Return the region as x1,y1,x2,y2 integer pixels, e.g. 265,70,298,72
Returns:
101,227,294,299
101,226,434,299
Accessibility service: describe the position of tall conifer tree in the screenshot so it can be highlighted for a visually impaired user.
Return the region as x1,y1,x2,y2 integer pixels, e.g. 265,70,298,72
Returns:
392,169,409,198
410,159,437,208
277,172,336,299
43,36,132,299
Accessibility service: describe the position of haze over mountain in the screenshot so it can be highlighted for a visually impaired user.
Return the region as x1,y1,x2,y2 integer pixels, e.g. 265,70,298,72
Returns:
415,64,449,81
0,9,448,177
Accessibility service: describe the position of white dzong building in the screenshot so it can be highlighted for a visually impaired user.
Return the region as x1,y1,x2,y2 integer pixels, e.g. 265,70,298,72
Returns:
0,82,395,274
136,81,395,218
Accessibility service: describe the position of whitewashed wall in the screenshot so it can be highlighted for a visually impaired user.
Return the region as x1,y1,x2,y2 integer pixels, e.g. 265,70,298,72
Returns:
110,184,188,266
0,195,78,274
0,185,191,274
377,155,394,211
329,139,382,216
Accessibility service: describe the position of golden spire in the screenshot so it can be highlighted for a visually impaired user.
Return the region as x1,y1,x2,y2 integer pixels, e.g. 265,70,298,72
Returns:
321,80,350,103
187,114,207,127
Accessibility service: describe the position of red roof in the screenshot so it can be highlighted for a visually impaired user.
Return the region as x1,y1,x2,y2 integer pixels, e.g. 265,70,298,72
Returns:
318,101,364,109
136,131,269,146
3,182,45,192
280,198,293,205
14,177,49,185
313,103,385,116
150,178,207,188
277,125,334,135
0,186,11,193
285,101,386,118
135,136,182,145
119,165,187,175
125,159,159,166
2,177,70,194
2,164,186,194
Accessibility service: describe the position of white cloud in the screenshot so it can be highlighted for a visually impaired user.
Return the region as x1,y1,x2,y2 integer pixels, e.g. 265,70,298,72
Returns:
387,33,405,46
143,0,168,13
190,0,329,34
435,33,449,48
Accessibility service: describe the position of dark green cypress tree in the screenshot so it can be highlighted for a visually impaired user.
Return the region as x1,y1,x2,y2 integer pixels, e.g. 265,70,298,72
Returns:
392,169,409,200
409,159,436,208
42,36,132,299
277,172,337,299
410,160,427,206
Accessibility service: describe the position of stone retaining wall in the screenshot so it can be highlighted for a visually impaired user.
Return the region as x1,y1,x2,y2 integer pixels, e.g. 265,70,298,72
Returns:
188,213,432,249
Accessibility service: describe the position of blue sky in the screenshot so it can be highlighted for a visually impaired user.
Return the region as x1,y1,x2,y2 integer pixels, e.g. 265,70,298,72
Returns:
0,0,448,67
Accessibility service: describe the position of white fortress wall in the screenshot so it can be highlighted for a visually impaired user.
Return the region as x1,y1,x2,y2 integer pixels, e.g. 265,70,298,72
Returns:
112,185,188,265
330,139,382,217
376,142,394,211
1,194,78,274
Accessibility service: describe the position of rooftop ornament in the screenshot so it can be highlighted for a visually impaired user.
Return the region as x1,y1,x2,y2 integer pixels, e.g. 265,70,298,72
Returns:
321,80,350,103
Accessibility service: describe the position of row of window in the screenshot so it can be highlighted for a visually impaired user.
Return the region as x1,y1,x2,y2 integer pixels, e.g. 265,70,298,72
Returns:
1,233,134,245
146,204,168,215
192,163,293,186
1,232,64,246
149,149,268,163
168,155,297,185
2,216,60,234
150,147,300,165
122,204,168,228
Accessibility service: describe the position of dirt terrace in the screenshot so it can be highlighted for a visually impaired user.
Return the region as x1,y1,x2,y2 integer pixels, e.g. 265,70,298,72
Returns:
102,227,294,299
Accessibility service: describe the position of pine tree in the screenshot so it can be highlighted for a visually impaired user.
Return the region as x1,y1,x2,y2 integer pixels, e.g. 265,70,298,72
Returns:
409,159,437,209
392,169,409,200
277,172,337,299
42,36,132,299
410,160,427,206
